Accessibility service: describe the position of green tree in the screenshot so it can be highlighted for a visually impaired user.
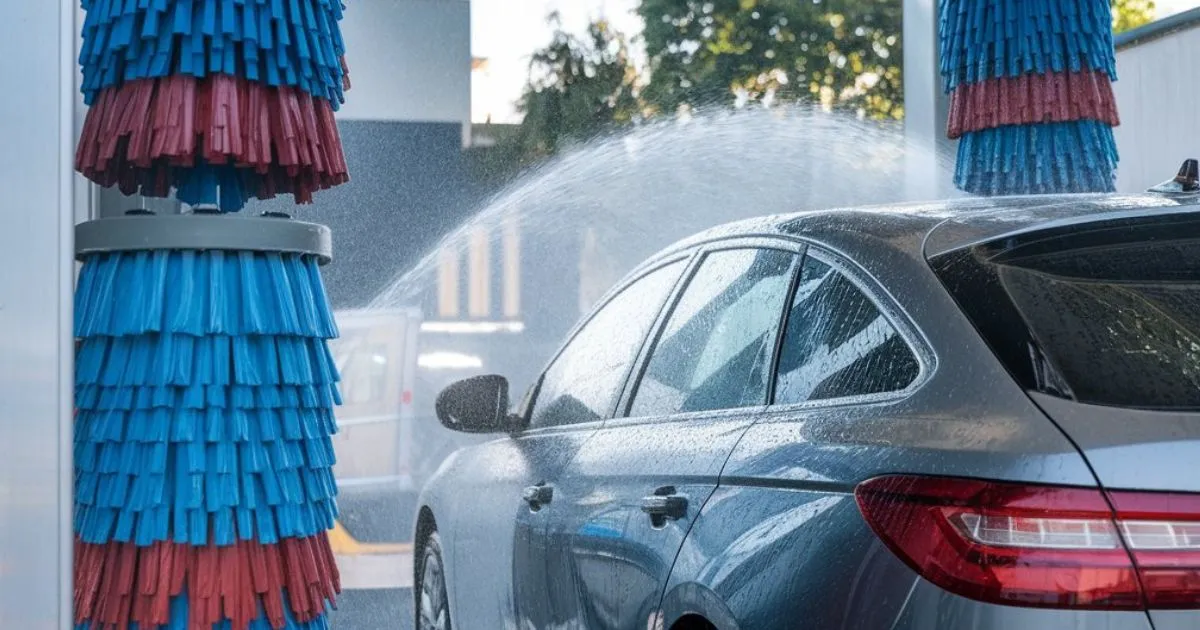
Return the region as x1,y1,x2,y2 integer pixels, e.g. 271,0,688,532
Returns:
638,0,903,119
508,14,640,164
483,0,1153,175
636,0,1151,119
472,14,640,181
1112,0,1155,33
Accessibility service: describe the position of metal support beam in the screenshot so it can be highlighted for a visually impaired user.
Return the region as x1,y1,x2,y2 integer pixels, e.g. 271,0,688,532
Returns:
903,0,953,200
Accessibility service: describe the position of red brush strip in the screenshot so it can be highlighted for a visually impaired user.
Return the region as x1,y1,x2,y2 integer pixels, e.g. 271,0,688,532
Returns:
947,70,1120,139
75,74,349,205
74,533,341,630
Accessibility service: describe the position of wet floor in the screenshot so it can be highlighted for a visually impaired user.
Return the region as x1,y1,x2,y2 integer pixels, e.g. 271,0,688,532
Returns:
331,488,418,629
331,588,412,630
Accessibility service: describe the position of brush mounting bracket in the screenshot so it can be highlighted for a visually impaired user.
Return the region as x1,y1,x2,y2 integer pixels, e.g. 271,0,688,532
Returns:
75,212,333,265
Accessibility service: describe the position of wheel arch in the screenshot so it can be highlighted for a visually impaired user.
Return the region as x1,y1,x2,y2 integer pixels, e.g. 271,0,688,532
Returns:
670,613,717,630
661,581,739,630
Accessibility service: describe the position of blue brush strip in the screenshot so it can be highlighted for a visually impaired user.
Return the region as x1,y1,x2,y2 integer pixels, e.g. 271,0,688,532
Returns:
75,383,342,412
74,404,339,546
75,250,337,339
74,590,332,630
79,0,346,107
76,334,339,388
954,120,1119,196
937,0,1117,91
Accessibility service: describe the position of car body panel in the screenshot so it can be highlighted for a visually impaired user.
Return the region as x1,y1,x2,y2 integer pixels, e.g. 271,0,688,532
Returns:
417,193,1200,630
545,238,804,629
415,424,600,629
551,411,759,629
663,482,1154,630
658,215,1108,628
1030,394,1200,493
1146,610,1200,630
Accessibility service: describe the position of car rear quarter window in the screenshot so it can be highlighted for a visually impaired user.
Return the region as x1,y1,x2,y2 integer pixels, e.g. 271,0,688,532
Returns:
628,248,799,417
773,253,920,405
528,260,686,429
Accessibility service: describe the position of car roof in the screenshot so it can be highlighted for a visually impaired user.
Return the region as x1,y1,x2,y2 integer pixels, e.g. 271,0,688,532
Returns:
639,192,1200,270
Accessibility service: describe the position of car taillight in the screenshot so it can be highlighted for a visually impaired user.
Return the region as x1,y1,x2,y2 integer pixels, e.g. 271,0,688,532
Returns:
1108,490,1200,608
855,475,1200,610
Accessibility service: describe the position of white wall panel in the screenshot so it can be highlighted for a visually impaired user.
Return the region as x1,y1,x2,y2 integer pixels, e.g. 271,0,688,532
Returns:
335,0,472,128
1114,22,1200,192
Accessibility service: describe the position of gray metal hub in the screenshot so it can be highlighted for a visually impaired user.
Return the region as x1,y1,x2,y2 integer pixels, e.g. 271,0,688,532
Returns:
75,211,334,264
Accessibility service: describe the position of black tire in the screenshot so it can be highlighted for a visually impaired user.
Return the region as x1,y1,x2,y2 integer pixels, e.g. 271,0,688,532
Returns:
416,531,452,630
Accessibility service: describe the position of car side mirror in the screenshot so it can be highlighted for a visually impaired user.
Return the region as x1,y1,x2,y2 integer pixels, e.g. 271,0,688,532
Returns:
435,375,516,434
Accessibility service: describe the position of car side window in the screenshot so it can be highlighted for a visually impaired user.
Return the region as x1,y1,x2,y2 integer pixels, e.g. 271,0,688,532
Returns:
629,248,798,417
773,252,920,405
528,260,686,429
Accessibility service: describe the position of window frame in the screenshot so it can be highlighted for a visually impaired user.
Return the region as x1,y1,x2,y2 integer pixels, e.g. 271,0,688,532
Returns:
516,251,698,433
616,237,808,422
768,244,934,411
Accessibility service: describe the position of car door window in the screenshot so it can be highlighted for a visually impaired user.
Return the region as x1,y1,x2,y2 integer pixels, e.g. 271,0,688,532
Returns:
774,252,919,404
629,248,799,417
528,260,686,429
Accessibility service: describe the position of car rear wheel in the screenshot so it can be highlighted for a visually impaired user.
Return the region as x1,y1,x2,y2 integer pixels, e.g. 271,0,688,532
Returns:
418,531,452,630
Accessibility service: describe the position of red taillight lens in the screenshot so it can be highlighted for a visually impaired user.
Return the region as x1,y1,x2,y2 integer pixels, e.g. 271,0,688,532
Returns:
1109,490,1200,608
855,475,1200,610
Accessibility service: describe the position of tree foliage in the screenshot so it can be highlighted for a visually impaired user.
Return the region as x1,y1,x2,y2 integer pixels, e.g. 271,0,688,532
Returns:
638,0,903,119
510,14,640,164
1112,0,1156,33
488,0,1156,169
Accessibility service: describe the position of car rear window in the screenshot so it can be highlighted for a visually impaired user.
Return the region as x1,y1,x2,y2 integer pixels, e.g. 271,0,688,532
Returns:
930,214,1200,411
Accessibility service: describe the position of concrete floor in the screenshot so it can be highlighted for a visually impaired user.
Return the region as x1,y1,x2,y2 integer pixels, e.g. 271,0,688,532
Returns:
336,551,413,590
331,588,413,630
331,489,423,628
331,550,415,629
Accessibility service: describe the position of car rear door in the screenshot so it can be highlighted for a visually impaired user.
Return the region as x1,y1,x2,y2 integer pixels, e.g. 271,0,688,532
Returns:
544,242,804,629
929,208,1200,629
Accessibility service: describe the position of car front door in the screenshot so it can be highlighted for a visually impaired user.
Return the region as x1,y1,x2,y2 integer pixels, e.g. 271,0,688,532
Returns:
439,257,686,629
501,257,691,629
544,243,804,629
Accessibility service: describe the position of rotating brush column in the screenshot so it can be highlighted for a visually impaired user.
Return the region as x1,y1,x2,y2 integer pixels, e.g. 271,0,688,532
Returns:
939,0,1121,195
75,0,351,212
72,213,342,630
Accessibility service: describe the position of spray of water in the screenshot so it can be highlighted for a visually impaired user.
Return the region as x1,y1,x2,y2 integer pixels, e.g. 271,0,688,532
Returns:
369,105,955,312
327,110,959,628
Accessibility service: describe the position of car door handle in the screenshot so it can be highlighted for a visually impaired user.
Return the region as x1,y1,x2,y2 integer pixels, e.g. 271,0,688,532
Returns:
523,484,553,509
641,491,688,521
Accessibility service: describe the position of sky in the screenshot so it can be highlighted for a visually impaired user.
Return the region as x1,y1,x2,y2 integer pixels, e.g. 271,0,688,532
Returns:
470,0,1200,125
1160,0,1200,15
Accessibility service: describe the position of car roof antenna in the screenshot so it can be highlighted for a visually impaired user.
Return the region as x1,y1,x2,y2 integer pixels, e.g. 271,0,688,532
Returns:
1148,158,1200,194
